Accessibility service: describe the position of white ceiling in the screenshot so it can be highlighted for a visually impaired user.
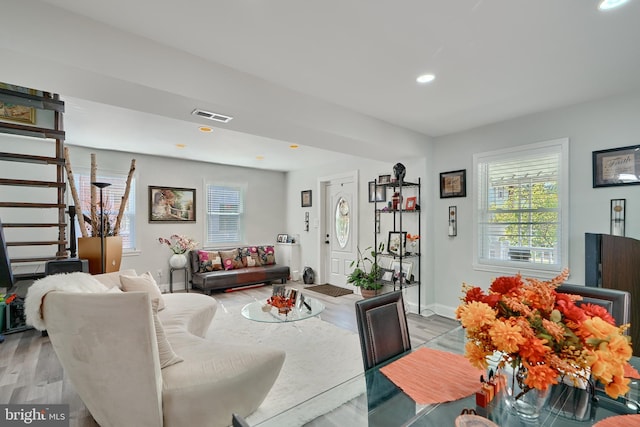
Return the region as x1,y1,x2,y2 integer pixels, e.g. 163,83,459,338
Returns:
6,0,640,171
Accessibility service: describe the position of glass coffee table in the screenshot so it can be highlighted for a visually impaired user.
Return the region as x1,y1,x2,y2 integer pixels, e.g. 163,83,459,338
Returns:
241,297,325,323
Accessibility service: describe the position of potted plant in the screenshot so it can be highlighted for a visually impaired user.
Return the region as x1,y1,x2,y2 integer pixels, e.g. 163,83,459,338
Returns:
347,244,384,298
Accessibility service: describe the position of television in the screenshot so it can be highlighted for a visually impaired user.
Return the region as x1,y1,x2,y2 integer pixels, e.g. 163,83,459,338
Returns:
0,218,15,289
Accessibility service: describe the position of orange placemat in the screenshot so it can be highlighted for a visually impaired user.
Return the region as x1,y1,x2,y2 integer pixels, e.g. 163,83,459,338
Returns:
594,414,640,427
624,363,640,379
379,347,483,405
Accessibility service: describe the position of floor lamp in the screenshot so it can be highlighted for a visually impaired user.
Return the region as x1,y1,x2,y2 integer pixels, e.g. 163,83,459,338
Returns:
91,182,111,274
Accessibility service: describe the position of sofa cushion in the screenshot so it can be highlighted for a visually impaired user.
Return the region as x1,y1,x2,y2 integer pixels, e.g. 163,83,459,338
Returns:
239,246,261,267
152,299,183,369
94,268,137,290
120,272,166,310
220,249,243,270
258,246,276,265
197,250,223,272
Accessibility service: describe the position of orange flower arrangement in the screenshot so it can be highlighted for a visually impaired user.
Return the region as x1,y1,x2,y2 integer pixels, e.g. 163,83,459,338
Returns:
266,295,295,310
456,269,633,399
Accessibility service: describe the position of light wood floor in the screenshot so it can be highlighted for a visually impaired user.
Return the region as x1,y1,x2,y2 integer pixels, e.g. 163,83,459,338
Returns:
0,283,459,426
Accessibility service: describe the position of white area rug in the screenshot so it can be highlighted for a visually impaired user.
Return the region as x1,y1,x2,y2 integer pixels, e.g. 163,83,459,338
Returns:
205,303,364,425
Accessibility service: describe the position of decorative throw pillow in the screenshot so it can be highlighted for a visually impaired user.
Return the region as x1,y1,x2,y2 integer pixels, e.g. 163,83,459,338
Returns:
151,299,183,369
120,272,166,311
258,245,276,265
198,250,222,272
219,249,243,270
239,247,261,267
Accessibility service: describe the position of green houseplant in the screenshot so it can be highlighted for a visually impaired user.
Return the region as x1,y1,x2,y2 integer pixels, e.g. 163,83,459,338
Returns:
347,244,384,298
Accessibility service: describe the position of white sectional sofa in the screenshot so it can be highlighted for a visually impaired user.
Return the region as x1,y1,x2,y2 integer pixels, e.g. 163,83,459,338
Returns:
25,269,285,427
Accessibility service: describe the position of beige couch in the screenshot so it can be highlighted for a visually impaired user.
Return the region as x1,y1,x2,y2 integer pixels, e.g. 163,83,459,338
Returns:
27,270,285,427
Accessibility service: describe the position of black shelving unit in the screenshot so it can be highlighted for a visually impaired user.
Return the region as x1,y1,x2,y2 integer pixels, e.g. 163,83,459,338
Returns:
373,177,422,313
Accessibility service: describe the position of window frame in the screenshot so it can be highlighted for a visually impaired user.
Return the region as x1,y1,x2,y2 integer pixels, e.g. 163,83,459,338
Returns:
73,169,137,252
204,182,246,246
472,138,569,278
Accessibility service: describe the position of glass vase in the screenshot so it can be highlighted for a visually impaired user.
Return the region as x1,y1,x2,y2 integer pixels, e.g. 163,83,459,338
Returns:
506,364,551,419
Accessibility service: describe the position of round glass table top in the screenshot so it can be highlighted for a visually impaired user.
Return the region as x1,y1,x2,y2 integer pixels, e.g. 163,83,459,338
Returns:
241,297,325,323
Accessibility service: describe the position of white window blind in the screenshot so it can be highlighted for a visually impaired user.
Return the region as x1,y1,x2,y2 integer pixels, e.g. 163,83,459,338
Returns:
474,139,568,274
74,173,136,250
206,184,244,244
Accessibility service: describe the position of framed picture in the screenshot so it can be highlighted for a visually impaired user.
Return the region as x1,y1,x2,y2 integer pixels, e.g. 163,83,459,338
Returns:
301,190,312,207
378,174,391,185
440,169,467,198
592,145,640,188
277,233,289,243
388,231,407,256
0,83,36,124
368,181,387,203
390,260,413,284
149,186,196,222
405,196,417,210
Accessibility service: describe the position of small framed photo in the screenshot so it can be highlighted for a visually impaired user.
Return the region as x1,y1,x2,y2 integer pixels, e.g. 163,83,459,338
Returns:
301,190,312,207
405,196,417,210
390,260,413,284
368,181,387,203
378,174,391,185
440,169,467,198
277,233,288,243
592,145,640,188
388,231,407,256
380,268,394,283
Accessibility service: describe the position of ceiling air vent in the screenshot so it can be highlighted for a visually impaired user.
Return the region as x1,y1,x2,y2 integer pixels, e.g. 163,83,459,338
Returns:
191,109,234,123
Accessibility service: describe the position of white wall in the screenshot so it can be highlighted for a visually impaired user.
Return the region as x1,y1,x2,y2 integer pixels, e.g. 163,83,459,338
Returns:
431,91,640,317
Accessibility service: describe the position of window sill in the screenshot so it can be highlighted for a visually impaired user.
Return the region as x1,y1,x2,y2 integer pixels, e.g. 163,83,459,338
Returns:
122,250,141,257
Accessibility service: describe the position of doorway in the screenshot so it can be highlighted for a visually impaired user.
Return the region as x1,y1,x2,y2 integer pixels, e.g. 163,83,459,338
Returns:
318,171,358,287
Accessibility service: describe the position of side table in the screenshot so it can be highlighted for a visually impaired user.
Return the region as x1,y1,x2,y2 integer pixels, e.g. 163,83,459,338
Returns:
169,267,189,293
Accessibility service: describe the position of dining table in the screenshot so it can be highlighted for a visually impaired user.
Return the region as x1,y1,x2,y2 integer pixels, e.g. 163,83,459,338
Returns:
254,326,640,427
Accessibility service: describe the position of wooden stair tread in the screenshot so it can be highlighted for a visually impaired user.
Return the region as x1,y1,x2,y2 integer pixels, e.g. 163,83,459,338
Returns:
10,255,68,263
0,202,66,208
0,178,65,188
3,223,67,228
0,88,65,113
0,122,65,139
7,240,67,246
0,152,64,165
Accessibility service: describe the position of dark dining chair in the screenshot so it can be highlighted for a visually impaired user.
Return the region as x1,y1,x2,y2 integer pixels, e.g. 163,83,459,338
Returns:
355,290,411,371
557,284,631,326
231,413,251,427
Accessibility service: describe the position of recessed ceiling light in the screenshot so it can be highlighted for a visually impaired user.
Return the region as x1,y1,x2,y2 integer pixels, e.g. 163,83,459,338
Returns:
416,74,436,84
289,144,299,149
199,126,213,132
598,0,629,10
256,155,264,160
176,144,186,149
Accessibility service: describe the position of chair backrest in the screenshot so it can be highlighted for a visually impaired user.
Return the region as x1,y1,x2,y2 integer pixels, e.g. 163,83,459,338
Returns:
557,284,631,326
232,413,251,427
355,290,411,371
43,291,163,427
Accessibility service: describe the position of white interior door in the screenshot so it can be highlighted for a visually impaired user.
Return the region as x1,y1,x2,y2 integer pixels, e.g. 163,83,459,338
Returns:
324,177,357,287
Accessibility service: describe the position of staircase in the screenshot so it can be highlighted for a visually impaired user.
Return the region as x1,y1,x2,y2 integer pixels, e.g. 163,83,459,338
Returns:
0,84,67,280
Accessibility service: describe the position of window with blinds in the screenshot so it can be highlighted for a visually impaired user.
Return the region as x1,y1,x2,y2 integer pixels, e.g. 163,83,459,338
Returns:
74,173,136,250
206,184,244,244
473,138,568,274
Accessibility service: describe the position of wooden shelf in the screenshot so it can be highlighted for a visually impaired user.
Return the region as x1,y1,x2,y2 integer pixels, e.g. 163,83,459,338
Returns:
7,240,67,246
10,255,68,263
0,122,65,139
3,222,67,228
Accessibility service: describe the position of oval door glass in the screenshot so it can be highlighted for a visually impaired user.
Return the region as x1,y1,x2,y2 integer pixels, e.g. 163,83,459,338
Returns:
335,197,350,248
